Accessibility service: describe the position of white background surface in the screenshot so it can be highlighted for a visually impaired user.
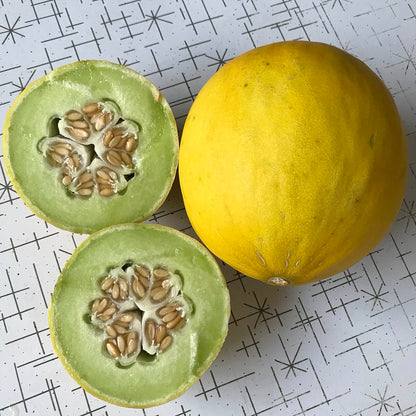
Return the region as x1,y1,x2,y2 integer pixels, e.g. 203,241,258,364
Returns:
0,1,416,415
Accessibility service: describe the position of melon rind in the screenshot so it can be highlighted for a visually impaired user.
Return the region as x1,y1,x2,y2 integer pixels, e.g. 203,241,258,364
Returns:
48,223,230,408
3,60,178,233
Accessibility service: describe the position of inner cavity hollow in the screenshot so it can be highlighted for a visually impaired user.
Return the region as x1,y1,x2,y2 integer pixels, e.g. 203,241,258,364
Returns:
40,100,139,199
90,263,190,366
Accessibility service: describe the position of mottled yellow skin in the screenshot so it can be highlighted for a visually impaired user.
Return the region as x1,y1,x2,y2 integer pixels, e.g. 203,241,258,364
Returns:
179,41,408,285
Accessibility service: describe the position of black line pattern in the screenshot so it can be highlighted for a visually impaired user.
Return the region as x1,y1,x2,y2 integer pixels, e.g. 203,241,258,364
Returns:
0,1,415,415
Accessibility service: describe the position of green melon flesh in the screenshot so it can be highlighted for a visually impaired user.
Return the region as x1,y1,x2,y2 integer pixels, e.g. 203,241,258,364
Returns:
3,60,178,233
48,223,230,408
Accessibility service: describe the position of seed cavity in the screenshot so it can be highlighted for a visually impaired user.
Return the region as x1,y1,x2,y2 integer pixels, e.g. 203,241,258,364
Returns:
40,100,139,199
90,263,189,365
91,297,118,322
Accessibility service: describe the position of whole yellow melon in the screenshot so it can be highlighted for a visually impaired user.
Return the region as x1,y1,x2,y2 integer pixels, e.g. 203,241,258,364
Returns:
179,41,407,286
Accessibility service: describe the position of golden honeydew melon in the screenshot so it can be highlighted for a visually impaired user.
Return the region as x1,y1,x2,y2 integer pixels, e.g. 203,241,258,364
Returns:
49,223,230,408
3,60,178,233
179,41,408,285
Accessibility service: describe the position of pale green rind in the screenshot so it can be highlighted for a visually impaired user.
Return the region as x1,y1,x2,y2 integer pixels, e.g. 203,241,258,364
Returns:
3,60,178,233
48,223,230,408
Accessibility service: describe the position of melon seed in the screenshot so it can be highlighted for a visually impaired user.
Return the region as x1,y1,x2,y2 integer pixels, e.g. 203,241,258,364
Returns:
121,151,132,166
54,146,71,156
106,325,117,338
50,151,63,165
101,277,113,291
118,313,133,323
113,319,130,329
99,188,115,197
106,151,122,167
102,306,117,317
153,268,169,279
65,156,75,170
136,266,150,278
158,304,177,317
94,114,106,131
145,320,156,342
78,188,93,196
103,130,113,147
69,127,90,140
127,338,138,355
72,153,81,168
125,137,136,152
112,283,120,300
159,335,172,351
105,112,112,124
162,311,178,323
117,137,128,149
117,335,126,354
97,298,108,313
109,135,122,148
83,103,99,114
62,175,72,186
155,324,167,345
106,340,120,357
166,314,183,330
72,120,89,129
96,169,111,180
150,286,169,301
79,180,94,189
78,172,93,184
132,277,145,298
66,110,83,121
119,279,128,293
91,299,100,313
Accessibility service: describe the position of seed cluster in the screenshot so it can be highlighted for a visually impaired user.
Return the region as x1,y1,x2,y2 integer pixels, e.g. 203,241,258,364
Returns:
104,313,139,358
95,167,119,197
90,264,189,365
101,275,129,300
143,300,186,353
47,141,83,187
103,127,136,168
41,100,139,198
65,103,113,140
145,319,172,351
91,298,119,322
106,330,138,358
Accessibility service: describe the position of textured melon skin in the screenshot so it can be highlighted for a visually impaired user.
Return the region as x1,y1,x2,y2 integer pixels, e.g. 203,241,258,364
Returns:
48,223,230,408
3,60,178,233
179,41,408,285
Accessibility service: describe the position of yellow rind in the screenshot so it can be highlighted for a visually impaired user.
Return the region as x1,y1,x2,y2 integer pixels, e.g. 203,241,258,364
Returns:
179,41,408,285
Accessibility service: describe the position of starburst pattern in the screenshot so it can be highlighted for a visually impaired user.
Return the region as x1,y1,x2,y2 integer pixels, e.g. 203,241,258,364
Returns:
330,0,353,10
362,283,389,311
9,70,37,95
0,15,32,45
205,48,229,70
387,36,416,75
275,337,307,378
0,158,19,205
366,385,395,415
398,200,416,234
243,292,274,331
145,6,174,40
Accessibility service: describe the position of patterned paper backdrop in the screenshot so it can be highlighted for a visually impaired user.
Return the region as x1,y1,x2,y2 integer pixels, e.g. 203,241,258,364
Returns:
0,0,415,415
